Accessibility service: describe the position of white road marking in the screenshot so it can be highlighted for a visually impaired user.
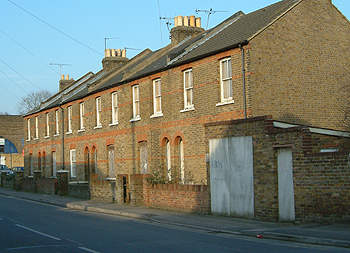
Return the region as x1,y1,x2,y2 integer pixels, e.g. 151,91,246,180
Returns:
15,224,61,241
7,244,64,251
78,246,101,253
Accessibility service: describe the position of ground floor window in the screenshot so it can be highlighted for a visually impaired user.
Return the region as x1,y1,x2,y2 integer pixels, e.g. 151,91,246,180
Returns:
70,149,76,178
107,145,115,178
51,151,56,177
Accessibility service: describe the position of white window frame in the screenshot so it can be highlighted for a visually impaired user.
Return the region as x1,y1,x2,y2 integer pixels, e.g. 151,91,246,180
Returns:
27,119,31,141
29,153,33,176
107,145,115,179
67,106,72,134
35,116,38,139
183,69,194,110
55,110,59,135
45,113,49,137
95,97,102,128
70,149,76,178
131,85,141,121
217,57,234,105
179,139,185,184
166,139,171,181
52,151,56,177
79,102,85,131
151,79,163,118
110,92,118,125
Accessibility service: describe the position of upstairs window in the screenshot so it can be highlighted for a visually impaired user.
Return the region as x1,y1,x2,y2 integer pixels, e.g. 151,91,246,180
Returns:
27,119,31,141
183,69,194,110
67,106,72,133
111,92,118,125
220,57,233,103
132,85,140,120
79,102,85,130
45,113,49,137
152,79,162,117
96,97,102,127
55,110,59,135
35,116,38,139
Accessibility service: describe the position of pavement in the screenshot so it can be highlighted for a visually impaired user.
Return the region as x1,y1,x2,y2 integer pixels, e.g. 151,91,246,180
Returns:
0,187,349,249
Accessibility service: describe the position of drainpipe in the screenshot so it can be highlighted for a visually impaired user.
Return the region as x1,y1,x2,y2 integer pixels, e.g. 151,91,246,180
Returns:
59,105,65,170
239,44,247,119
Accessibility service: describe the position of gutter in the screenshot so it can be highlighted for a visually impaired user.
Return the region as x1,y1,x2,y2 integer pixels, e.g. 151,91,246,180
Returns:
59,105,65,171
239,44,247,119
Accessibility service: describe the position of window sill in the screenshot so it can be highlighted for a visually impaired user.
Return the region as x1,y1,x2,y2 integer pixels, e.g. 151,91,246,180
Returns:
26,139,30,142
33,138,39,140
150,112,163,118
27,176,34,178
105,177,116,181
94,125,102,129
180,106,195,113
77,129,85,133
54,134,59,137
66,131,72,135
109,122,119,126
216,100,234,107
130,116,141,122
44,136,50,139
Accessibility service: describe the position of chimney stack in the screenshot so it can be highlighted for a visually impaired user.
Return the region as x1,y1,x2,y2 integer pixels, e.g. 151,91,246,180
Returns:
170,16,204,45
102,48,129,71
59,74,74,91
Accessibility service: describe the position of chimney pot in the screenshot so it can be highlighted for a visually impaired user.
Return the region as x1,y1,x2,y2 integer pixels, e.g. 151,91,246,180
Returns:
111,49,116,57
183,16,189,26
190,16,195,27
178,16,183,26
174,16,178,27
105,49,112,57
66,74,69,80
195,17,201,28
116,49,121,57
122,49,126,58
61,74,64,80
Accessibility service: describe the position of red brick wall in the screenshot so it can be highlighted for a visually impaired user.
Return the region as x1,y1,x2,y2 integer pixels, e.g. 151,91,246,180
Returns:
36,178,57,195
143,181,210,213
205,116,350,221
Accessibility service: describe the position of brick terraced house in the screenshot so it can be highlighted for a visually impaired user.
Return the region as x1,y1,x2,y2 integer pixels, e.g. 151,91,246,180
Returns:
23,0,350,221
0,115,24,169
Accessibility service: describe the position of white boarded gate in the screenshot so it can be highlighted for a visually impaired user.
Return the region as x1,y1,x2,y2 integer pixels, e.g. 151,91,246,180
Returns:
277,149,295,221
209,136,254,217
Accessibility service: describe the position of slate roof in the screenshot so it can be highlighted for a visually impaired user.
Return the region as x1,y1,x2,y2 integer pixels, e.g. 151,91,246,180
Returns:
26,0,301,116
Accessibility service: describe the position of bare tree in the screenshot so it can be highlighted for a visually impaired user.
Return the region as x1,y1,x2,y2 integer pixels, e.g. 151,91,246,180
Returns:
17,90,52,115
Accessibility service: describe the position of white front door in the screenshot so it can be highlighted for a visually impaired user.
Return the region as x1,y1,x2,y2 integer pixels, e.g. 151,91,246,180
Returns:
277,149,295,221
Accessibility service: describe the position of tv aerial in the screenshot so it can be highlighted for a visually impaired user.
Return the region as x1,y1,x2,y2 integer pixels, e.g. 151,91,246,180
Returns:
195,8,229,29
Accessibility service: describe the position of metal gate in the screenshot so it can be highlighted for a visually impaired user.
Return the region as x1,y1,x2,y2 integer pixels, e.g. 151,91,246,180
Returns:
209,136,254,217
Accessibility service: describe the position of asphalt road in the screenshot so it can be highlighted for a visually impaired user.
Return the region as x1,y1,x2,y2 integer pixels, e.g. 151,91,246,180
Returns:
0,195,349,253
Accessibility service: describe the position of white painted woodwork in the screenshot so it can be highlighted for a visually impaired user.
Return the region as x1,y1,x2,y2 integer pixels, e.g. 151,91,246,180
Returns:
277,148,295,221
209,136,254,217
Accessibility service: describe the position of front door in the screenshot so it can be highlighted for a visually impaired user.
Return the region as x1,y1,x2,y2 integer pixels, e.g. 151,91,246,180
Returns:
277,148,295,221
209,136,254,217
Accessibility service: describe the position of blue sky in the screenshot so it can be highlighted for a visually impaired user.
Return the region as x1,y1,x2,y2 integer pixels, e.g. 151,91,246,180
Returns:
0,0,349,115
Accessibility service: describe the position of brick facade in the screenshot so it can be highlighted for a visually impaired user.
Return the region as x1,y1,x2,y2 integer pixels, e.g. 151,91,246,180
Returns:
22,0,349,219
249,0,350,131
0,115,24,168
205,116,350,221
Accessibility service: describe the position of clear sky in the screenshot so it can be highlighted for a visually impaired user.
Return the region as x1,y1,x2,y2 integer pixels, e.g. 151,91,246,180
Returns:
0,0,349,115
